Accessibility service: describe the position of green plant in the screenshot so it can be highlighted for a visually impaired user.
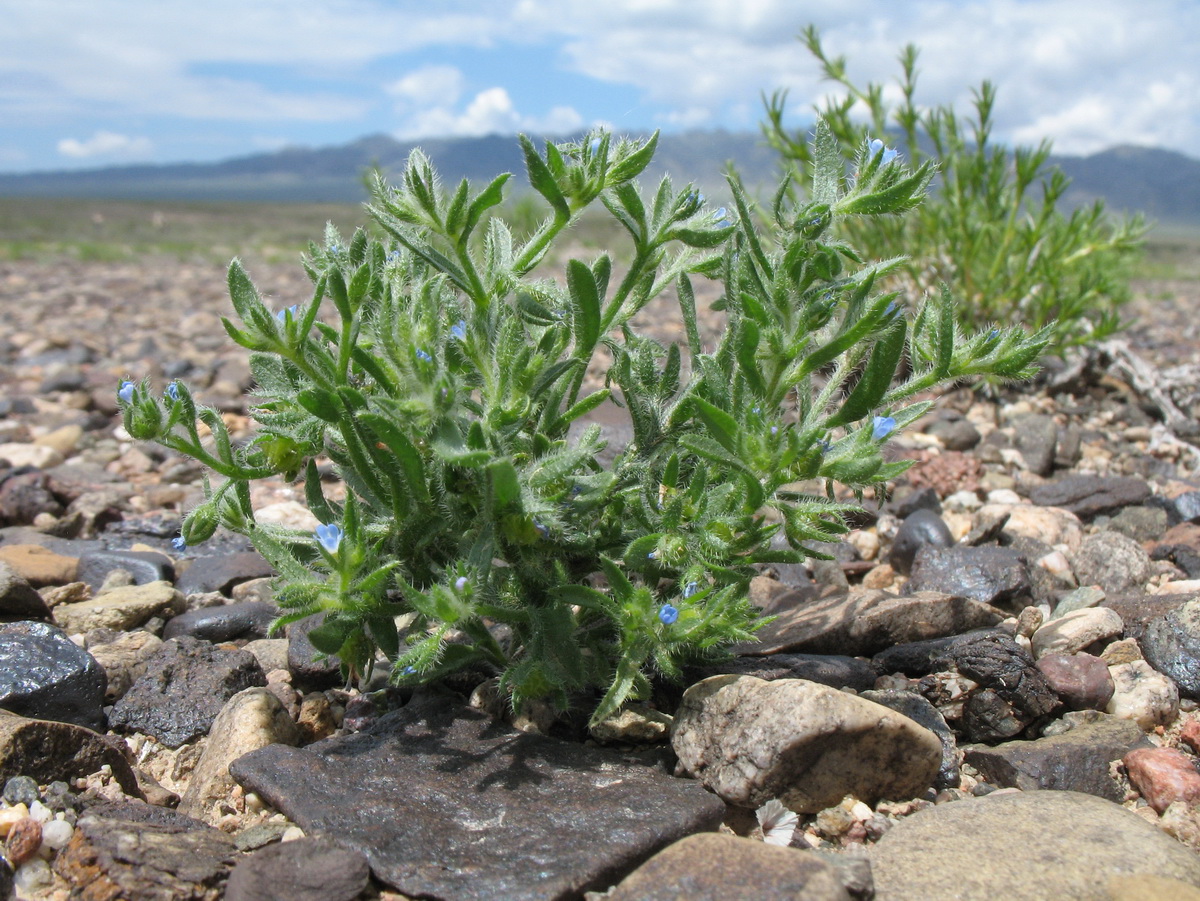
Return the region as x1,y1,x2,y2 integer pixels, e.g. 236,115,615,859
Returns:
120,126,1047,726
764,25,1145,351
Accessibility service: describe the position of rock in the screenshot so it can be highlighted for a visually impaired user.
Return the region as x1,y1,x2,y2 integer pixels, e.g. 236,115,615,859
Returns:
0,544,78,586
671,675,942,812
604,833,851,901
1108,505,1170,542
1107,874,1200,901
869,790,1200,900
1107,660,1180,730
5,816,41,866
1027,474,1151,520
1142,598,1200,699
52,579,182,633
230,695,725,901
0,710,140,796
1030,607,1124,659
589,705,673,744
924,414,981,451
689,652,878,692
938,631,1060,735
87,629,163,702
225,837,371,901
3,774,39,806
1011,413,1058,475
1070,531,1153,594
1104,590,1193,642
888,509,955,575
969,504,1084,554
241,638,290,674
180,687,301,823
286,615,343,688
175,551,275,597
736,587,1004,658
963,715,1151,801
0,560,51,620
1051,585,1106,619
295,692,337,743
0,620,106,729
109,637,267,748
53,804,239,900
1124,747,1200,814
163,600,278,643
905,545,1032,609
0,472,63,526
1035,652,1115,710
0,444,63,470
76,549,175,591
1164,490,1200,526
861,688,960,789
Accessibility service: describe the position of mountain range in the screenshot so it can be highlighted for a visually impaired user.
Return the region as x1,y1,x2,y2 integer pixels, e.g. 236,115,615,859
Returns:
2,131,1197,227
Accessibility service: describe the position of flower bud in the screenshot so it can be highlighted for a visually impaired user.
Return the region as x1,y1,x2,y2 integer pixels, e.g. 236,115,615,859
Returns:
181,502,220,545
124,396,162,441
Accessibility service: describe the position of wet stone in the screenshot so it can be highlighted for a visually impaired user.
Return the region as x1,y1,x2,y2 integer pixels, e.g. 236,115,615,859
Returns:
0,620,107,730
109,636,266,747
1141,598,1200,700
905,545,1032,609
1027,474,1151,520
888,508,955,576
76,549,174,591
175,551,276,597
230,695,725,901
225,837,371,901
162,600,279,643
963,715,1151,801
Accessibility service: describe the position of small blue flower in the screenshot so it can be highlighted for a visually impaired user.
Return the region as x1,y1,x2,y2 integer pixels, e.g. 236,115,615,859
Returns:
986,328,1000,343
387,250,401,262
770,426,778,436
165,383,180,402
872,416,897,441
658,604,679,625
275,304,299,322
117,381,135,404
171,536,186,551
817,439,832,454
884,301,901,319
450,320,467,341
712,207,733,228
401,665,417,675
647,550,657,560
315,522,343,553
533,520,550,539
415,349,433,362
454,576,468,592
869,138,899,165
683,582,700,599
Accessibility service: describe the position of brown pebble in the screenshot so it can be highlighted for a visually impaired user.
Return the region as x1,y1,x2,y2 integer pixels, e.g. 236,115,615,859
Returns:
1124,747,1200,814
1182,719,1200,755
5,816,43,866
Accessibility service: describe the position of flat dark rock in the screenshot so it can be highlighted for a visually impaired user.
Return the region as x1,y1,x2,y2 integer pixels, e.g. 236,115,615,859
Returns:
225,837,371,901
0,710,140,797
0,620,106,730
230,696,726,901
905,545,1032,608
162,600,279,643
77,549,174,591
1027,474,1151,519
175,551,275,597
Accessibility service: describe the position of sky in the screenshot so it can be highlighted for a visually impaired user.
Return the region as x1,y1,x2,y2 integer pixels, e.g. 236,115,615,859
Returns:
2,0,1197,174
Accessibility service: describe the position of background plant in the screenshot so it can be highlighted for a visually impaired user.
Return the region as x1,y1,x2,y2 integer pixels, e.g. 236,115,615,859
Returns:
763,25,1145,351
121,124,1048,727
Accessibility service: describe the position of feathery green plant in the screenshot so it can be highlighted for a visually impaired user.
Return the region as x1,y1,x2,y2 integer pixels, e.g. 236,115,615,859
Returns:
120,125,1048,726
764,25,1145,351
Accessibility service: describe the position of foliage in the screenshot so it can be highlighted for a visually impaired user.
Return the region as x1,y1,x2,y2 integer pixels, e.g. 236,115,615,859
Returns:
120,126,1048,726
763,25,1145,351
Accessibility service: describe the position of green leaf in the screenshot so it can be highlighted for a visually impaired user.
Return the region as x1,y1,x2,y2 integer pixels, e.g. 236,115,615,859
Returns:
489,459,522,513
811,120,842,205
566,259,602,354
464,172,512,238
520,134,569,218
692,398,740,455
608,132,658,183
296,388,341,422
307,616,355,656
827,317,907,428
357,412,431,501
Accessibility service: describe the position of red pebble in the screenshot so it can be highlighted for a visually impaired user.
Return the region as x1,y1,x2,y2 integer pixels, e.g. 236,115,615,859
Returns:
4,816,43,867
1124,747,1200,814
1180,719,1200,755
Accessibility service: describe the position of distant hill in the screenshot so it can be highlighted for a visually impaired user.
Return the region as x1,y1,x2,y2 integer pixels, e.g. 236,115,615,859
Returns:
1,131,1196,227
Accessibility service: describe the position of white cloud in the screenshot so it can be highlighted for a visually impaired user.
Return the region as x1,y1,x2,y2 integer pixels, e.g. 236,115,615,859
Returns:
57,131,153,160
387,65,466,109
395,86,584,139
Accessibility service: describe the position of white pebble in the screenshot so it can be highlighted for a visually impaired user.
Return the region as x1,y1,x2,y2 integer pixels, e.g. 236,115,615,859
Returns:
14,858,53,892
244,792,264,813
28,800,52,824
281,825,306,842
40,819,74,851
986,488,1022,505
944,490,983,511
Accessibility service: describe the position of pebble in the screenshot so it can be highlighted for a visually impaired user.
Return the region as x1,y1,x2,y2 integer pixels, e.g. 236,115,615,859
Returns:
1107,660,1180,730
1030,606,1124,658
1124,747,1200,813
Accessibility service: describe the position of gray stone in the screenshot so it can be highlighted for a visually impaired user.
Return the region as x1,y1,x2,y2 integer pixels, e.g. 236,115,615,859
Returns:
0,620,106,730
1027,474,1152,520
2,774,39,806
736,587,1004,658
76,549,174,591
109,636,266,747
225,837,371,901
925,415,980,451
1070,531,1153,594
0,472,62,525
87,630,163,702
963,716,1151,801
1051,585,1106,619
861,689,960,789
230,695,725,900
1103,591,1192,642
0,561,50,620
689,652,878,692
1164,490,1200,526
870,790,1200,900
905,545,1032,609
1031,607,1124,659
163,600,279,643
605,833,850,901
1012,413,1058,476
888,509,955,576
1108,506,1170,542
1142,597,1200,699
0,710,140,796
176,551,275,597
286,614,343,688
672,675,942,812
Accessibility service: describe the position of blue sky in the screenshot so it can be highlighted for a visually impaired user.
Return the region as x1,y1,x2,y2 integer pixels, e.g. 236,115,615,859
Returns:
3,0,1198,173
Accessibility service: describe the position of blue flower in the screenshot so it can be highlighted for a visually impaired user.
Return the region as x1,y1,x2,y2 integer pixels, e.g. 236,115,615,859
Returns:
275,304,299,322
884,301,901,319
872,416,897,441
165,383,180,402
533,520,550,539
117,381,135,404
450,320,467,341
315,522,343,553
647,550,657,560
401,665,417,675
986,328,1000,343
658,604,679,625
171,536,186,551
869,138,899,165
712,207,733,228
683,582,700,599
415,349,433,363
454,576,468,592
